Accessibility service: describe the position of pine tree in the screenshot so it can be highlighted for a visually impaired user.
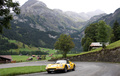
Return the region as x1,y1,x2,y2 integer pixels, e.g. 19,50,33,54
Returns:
112,20,120,41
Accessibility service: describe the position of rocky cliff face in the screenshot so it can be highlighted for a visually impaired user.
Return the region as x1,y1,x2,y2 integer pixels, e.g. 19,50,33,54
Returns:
21,0,47,15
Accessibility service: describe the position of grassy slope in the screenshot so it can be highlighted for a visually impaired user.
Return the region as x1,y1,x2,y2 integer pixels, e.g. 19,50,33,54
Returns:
9,40,39,52
8,39,56,53
40,48,56,54
0,66,46,76
106,40,120,49
69,40,120,57
9,40,57,53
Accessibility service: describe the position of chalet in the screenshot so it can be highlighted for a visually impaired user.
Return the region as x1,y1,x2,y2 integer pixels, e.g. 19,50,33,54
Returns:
0,55,12,63
90,42,109,49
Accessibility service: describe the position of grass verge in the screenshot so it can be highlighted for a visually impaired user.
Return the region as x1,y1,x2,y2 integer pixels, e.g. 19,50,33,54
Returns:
0,66,46,76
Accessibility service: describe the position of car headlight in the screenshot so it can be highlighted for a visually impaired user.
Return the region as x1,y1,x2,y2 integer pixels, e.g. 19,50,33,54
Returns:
46,65,50,67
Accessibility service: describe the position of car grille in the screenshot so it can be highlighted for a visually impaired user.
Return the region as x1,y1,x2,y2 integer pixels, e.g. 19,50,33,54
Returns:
48,68,56,70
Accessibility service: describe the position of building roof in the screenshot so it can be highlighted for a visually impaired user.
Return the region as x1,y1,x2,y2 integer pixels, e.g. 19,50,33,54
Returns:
0,55,12,60
90,42,109,47
90,42,102,47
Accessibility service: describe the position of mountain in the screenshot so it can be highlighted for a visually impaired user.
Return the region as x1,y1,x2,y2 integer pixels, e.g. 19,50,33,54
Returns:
20,0,82,33
64,11,87,22
79,9,105,20
20,0,105,33
96,8,120,27
82,8,120,30
86,9,105,19
63,9,104,22
87,13,107,25
2,0,105,52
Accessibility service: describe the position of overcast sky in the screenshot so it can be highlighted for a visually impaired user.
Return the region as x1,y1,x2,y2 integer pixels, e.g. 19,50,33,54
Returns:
14,0,120,14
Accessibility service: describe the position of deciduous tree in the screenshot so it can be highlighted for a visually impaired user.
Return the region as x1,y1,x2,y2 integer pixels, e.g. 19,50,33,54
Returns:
97,21,111,42
97,20,112,48
0,0,20,33
54,34,75,58
82,20,112,51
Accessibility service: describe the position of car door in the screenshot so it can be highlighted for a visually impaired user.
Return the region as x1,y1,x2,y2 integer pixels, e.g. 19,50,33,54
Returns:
69,61,74,69
67,60,72,70
66,60,70,70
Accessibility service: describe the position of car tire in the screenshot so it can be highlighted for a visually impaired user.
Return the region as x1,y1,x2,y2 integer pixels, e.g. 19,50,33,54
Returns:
63,66,67,73
47,71,51,73
72,65,75,71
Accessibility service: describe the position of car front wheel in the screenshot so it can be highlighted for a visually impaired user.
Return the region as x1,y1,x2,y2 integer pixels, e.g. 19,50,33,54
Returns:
63,66,67,73
72,65,75,71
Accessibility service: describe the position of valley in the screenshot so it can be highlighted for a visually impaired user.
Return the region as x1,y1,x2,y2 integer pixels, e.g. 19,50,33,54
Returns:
1,0,106,53
1,0,120,55
1,0,120,76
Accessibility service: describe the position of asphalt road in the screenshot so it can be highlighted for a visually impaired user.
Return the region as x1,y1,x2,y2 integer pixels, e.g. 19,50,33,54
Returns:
0,61,120,76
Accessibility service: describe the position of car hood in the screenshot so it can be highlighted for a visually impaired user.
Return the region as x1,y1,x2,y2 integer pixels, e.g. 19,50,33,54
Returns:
49,63,65,65
47,63,65,68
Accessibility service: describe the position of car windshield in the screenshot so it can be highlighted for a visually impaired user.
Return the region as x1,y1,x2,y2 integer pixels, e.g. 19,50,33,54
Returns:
55,60,67,64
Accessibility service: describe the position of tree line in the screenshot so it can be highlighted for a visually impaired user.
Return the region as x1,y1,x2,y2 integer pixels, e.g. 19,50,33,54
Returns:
0,36,18,51
0,50,48,55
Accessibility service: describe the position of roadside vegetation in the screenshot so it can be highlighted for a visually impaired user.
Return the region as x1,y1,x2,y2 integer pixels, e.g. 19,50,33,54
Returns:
0,66,46,76
50,40,120,60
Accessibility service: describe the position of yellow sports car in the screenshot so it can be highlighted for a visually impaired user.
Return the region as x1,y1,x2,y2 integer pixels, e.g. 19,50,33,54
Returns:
45,59,76,73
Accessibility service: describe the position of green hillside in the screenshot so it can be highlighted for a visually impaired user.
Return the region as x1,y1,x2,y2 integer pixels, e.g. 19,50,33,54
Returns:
0,36,56,55
106,40,120,49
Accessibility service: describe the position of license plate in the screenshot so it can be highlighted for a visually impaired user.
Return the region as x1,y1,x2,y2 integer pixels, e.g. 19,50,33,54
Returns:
49,69,54,71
